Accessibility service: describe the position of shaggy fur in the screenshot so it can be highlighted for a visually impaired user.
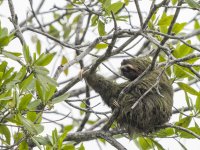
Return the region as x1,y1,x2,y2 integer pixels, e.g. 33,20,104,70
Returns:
84,57,173,135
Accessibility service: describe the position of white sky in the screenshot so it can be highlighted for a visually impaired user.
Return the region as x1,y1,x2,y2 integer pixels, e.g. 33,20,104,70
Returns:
0,0,200,150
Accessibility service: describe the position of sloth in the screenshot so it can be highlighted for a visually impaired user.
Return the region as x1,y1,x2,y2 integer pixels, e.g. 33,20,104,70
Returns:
84,57,173,135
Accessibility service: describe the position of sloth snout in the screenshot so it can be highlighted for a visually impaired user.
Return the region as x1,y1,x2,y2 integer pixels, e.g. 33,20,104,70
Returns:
120,64,134,72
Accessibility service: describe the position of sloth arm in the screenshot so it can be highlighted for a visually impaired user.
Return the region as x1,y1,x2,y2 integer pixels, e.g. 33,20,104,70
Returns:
84,72,126,107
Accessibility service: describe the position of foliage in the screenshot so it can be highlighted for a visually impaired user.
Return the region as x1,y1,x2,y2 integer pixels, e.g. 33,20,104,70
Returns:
0,0,200,150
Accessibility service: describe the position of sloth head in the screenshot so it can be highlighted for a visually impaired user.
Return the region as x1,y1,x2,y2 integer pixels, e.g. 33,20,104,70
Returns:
120,57,152,80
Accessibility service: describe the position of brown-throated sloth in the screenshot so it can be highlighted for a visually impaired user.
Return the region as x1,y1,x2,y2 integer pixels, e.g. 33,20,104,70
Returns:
84,57,173,135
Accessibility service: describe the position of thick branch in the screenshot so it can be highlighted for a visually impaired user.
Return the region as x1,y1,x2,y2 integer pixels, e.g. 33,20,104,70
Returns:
65,129,126,142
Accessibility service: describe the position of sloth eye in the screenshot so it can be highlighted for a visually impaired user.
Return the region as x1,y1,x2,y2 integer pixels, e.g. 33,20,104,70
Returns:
125,66,132,71
121,65,134,72
121,66,131,73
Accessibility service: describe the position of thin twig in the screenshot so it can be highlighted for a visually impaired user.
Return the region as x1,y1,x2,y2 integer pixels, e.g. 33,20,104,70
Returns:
8,0,26,45
134,0,143,26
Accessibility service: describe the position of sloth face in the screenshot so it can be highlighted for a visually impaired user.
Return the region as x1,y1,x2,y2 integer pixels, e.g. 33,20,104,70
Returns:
120,57,151,81
120,59,140,80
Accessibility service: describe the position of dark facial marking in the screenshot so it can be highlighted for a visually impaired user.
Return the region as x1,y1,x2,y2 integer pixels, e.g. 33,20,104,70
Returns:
120,64,139,80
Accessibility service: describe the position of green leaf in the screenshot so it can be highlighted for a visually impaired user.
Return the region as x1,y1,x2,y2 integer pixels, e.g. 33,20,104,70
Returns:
2,51,21,61
172,0,178,5
80,102,86,115
33,136,50,145
91,15,98,26
23,45,32,64
11,89,19,108
4,73,17,90
78,143,85,150
177,82,199,96
0,27,8,38
3,69,16,87
194,20,200,41
62,144,75,150
53,13,60,20
0,61,7,72
58,125,73,149
138,137,152,150
173,65,193,79
186,57,199,64
0,36,10,47
19,114,43,135
15,67,27,81
19,141,29,150
3,67,14,80
106,1,124,14
0,71,3,80
36,40,41,55
158,13,173,26
103,0,111,9
0,96,12,101
195,95,200,112
51,93,70,104
14,132,23,142
95,43,108,49
34,53,55,66
27,111,37,122
179,127,200,138
18,94,32,111
33,52,36,62
184,91,191,108
172,22,187,34
124,0,129,5
185,0,200,8
61,56,68,76
7,51,21,56
73,14,82,23
115,15,129,21
0,125,11,144
44,84,56,102
63,25,71,39
173,40,193,58
155,128,174,137
175,116,192,128
35,74,57,102
17,114,38,135
61,56,68,65
99,138,106,144
34,124,44,134
34,66,49,75
151,139,165,150
31,137,42,150
98,20,106,36
48,25,59,38
19,73,34,91
159,25,168,34
28,99,42,110
52,128,58,145
35,80,44,101
36,74,57,88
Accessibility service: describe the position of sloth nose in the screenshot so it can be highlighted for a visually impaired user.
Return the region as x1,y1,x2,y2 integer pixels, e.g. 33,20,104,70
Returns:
121,67,126,73
122,66,128,71
120,65,130,72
